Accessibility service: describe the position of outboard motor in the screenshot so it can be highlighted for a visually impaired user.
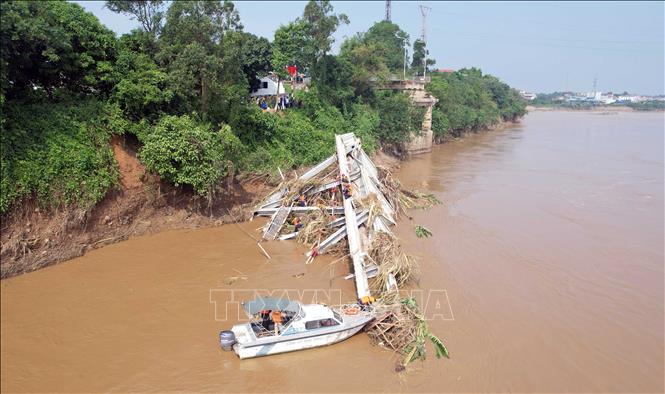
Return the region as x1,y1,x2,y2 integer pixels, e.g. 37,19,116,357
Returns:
219,330,236,351
219,330,236,352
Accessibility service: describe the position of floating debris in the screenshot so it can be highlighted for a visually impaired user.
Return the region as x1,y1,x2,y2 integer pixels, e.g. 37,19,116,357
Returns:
224,276,248,285
414,225,433,238
367,296,449,367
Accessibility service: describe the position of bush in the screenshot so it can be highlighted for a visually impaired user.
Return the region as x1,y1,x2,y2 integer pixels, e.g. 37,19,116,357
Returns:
139,115,242,196
431,109,450,138
427,68,524,133
241,107,342,173
347,103,379,154
375,91,425,145
0,100,119,214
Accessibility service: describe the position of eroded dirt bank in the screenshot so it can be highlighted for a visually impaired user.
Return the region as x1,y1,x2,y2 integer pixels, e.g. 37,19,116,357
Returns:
0,134,273,278
0,134,404,279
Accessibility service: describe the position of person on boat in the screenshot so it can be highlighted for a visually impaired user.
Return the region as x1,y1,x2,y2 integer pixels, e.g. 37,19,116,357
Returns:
259,309,272,331
271,310,283,335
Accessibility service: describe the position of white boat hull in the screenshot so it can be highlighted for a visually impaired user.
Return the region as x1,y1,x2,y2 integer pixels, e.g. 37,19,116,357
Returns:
233,320,368,359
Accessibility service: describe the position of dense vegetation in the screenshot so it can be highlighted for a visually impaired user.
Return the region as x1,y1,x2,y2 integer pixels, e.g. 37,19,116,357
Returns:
0,0,525,215
427,69,526,139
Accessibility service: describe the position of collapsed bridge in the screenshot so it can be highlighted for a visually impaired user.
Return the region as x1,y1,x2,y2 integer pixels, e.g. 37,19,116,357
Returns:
253,133,398,300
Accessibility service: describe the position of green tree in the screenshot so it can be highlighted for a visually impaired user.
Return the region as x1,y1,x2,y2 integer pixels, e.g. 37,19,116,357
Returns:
235,32,272,92
339,34,390,100
0,1,117,99
411,39,435,75
158,0,244,121
272,21,314,77
105,0,165,36
310,54,354,109
113,48,173,121
363,21,409,74
302,0,349,59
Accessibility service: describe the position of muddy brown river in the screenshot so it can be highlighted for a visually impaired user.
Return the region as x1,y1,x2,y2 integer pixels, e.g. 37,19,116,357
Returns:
2,110,663,393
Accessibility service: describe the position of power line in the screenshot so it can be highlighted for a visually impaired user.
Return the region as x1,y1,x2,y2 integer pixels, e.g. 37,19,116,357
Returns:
441,29,663,47
442,33,663,54
433,9,664,37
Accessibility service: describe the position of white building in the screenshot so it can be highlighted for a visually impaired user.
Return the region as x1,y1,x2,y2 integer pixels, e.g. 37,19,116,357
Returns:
519,91,537,101
250,76,286,97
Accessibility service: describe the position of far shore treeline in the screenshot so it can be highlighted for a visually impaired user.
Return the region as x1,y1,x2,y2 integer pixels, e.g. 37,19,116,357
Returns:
0,0,526,215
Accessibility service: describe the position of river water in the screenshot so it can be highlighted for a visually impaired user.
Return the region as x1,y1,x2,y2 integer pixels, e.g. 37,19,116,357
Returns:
2,110,663,393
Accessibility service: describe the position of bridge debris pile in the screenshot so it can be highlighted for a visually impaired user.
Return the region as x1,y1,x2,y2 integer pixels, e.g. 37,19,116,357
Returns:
254,133,404,298
253,132,447,367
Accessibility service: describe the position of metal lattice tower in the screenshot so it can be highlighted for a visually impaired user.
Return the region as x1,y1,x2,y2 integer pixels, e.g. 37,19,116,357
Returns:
419,5,431,43
385,0,391,21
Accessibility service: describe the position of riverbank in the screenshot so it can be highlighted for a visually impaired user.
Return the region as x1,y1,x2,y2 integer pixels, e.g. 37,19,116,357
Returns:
433,118,520,145
0,137,400,279
0,136,271,278
0,117,506,279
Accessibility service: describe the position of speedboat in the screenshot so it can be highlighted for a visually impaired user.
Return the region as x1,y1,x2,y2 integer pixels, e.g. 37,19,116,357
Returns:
219,297,374,359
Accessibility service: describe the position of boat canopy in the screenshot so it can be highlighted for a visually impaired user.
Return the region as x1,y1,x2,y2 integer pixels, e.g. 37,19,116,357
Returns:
242,297,301,316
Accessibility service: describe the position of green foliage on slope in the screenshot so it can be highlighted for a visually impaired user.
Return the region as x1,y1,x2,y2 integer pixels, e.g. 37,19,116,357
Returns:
0,0,525,215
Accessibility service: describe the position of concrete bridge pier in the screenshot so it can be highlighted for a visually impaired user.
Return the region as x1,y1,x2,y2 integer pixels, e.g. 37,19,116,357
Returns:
406,94,437,155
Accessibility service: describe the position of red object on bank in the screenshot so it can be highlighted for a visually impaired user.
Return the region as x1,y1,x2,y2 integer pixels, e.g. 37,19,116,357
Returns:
287,65,297,77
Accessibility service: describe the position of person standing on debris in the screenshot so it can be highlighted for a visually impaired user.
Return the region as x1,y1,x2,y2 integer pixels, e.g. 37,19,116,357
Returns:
330,186,338,204
343,184,352,199
297,194,306,207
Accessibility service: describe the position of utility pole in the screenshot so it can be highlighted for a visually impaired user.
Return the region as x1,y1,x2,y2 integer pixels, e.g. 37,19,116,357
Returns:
403,41,407,80
419,5,431,78
385,0,391,21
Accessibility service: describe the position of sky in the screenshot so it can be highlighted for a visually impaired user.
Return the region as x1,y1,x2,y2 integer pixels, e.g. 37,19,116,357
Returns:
73,1,665,95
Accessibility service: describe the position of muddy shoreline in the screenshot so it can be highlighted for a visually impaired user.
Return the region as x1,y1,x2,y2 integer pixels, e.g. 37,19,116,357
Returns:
0,121,512,279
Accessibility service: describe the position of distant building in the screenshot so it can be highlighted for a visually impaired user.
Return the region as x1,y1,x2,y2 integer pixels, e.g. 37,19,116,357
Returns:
250,76,286,97
519,91,537,101
599,92,616,104
435,68,455,73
